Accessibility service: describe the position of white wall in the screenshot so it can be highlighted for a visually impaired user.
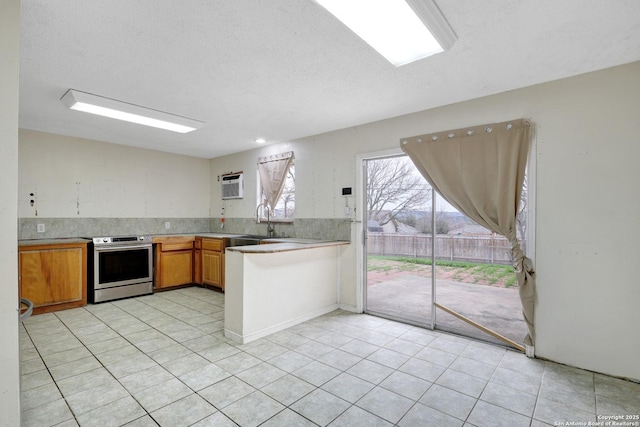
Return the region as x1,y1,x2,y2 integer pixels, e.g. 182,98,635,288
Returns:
19,130,211,218
0,0,22,424
210,62,640,381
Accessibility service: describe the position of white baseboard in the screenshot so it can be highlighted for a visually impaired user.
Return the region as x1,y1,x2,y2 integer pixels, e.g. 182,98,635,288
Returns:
224,303,339,344
338,303,360,313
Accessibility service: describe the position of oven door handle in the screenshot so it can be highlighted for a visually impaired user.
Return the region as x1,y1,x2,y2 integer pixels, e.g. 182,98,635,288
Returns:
94,244,152,251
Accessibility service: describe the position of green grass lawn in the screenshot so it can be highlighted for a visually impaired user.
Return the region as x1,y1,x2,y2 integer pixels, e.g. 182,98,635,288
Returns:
368,255,516,287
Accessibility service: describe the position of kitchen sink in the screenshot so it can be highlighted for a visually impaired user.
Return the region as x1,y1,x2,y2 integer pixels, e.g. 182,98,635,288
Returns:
227,235,271,247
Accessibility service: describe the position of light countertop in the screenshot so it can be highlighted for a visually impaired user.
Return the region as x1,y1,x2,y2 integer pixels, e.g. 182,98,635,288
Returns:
226,240,349,253
18,238,91,247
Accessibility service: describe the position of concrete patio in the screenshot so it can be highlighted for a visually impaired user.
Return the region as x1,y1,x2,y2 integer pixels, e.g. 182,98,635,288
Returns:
366,273,528,349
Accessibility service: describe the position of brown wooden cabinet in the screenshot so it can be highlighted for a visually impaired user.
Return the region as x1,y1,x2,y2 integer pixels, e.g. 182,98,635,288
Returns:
193,238,202,285
154,236,195,289
18,240,88,315
201,238,225,290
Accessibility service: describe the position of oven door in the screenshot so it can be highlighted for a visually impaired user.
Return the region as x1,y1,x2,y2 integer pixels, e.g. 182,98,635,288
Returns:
94,245,153,289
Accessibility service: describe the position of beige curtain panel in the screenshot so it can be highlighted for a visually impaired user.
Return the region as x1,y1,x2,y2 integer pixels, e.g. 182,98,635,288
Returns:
257,151,294,211
400,119,536,346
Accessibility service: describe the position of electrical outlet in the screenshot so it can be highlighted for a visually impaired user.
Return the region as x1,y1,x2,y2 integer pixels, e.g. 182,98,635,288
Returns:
37,223,45,233
165,221,171,229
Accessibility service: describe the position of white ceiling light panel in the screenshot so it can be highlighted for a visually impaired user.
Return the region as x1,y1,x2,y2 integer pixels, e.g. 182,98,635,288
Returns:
313,0,456,67
61,89,204,133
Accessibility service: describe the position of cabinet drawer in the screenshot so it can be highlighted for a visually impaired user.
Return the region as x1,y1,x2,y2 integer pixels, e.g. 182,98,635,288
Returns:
161,242,194,251
202,239,223,251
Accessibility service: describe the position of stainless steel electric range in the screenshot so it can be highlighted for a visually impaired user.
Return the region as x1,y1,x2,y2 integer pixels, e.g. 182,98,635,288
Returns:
90,235,153,303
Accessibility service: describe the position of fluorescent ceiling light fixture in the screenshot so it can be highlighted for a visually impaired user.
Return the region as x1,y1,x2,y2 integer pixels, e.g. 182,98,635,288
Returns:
255,138,267,144
314,0,456,66
61,89,204,133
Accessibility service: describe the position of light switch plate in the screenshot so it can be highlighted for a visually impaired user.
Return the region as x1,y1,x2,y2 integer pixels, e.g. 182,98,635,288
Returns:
37,223,45,233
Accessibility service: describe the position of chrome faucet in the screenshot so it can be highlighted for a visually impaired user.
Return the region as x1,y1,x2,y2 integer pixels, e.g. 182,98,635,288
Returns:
256,201,275,237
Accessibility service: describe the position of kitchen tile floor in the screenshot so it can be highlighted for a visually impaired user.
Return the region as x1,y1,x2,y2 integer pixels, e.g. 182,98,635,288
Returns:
20,287,640,427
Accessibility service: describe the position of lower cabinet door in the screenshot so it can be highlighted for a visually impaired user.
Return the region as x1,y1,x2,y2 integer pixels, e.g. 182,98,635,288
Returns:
202,250,222,287
158,250,193,288
19,247,84,307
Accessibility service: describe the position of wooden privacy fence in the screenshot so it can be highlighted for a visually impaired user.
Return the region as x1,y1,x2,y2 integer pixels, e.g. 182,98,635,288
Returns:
367,233,513,265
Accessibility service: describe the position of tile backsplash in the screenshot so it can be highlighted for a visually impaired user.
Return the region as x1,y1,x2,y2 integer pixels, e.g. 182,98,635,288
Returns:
19,217,352,241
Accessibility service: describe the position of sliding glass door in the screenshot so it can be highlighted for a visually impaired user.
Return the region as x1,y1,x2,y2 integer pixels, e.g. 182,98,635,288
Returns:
363,153,528,350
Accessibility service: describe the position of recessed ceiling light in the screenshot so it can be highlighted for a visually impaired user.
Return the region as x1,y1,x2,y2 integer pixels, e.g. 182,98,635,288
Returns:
61,89,204,133
313,0,456,67
255,138,267,144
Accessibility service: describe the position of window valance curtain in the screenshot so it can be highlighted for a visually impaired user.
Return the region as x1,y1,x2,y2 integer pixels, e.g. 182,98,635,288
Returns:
400,119,536,346
257,151,294,211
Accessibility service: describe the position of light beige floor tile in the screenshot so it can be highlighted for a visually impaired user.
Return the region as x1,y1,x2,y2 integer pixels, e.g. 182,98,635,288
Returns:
162,352,210,376
261,408,319,427
420,384,477,420
262,374,316,406
379,370,432,401
106,353,158,378
20,356,46,375
293,360,342,387
21,382,62,411
75,396,146,427
539,379,596,413
428,337,469,355
49,356,102,382
84,335,131,354
290,389,350,426
21,399,73,427
383,337,424,356
499,350,545,378
449,356,496,380
150,394,216,427
56,368,115,397
480,381,537,416
399,357,446,382
66,382,129,415
41,346,93,368
399,403,464,427
321,372,375,403
468,400,531,427
35,337,84,356
21,368,53,391
221,391,285,427
190,411,236,427
122,415,159,426
119,365,175,395
235,362,287,388
435,369,488,398
182,334,221,352
346,359,394,385
197,342,241,362
490,366,541,395
199,376,256,409
267,350,313,373
329,405,393,427
367,347,411,369
214,352,262,375
534,397,596,425
95,345,143,366
242,341,289,361
318,349,362,371
179,363,231,391
133,378,193,413
356,386,414,424
460,342,505,366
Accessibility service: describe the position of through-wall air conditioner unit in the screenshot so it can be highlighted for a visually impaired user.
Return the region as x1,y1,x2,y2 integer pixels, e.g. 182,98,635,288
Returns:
221,172,243,199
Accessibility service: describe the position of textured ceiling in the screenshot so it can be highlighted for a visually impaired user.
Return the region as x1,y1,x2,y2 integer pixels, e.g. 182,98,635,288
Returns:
19,0,640,158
